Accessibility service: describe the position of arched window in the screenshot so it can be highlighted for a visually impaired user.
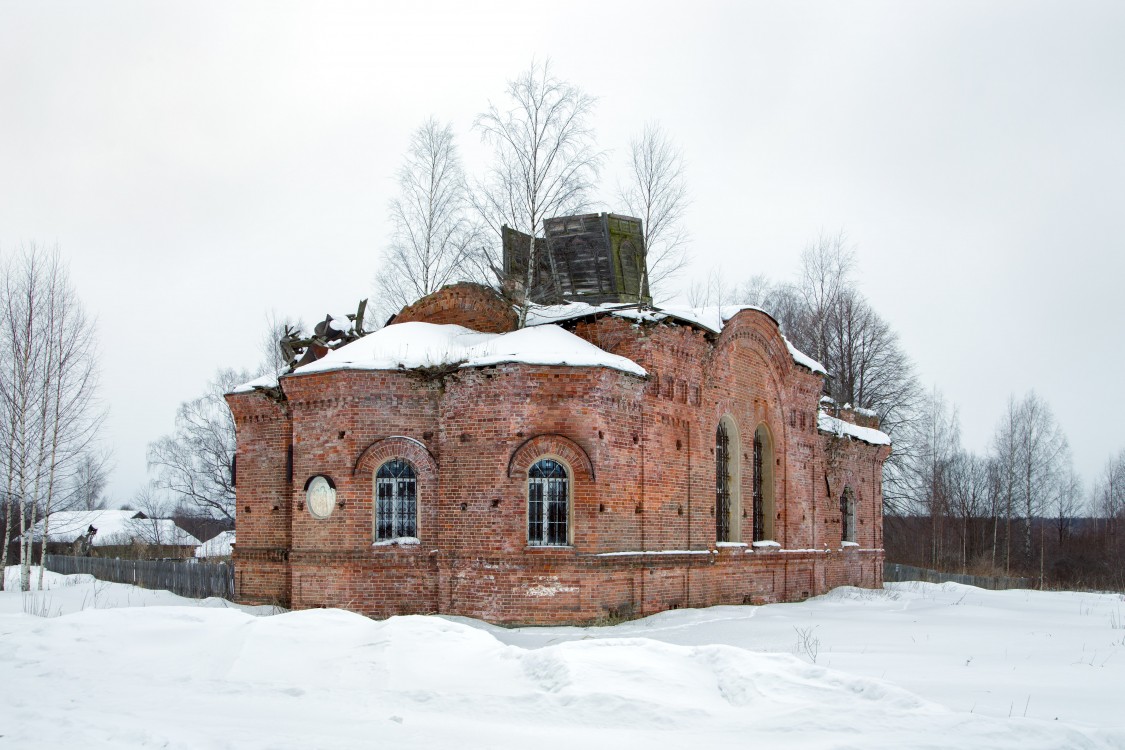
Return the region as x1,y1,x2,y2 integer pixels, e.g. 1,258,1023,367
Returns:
715,420,740,542
528,458,569,546
375,459,417,540
753,424,775,542
841,486,856,544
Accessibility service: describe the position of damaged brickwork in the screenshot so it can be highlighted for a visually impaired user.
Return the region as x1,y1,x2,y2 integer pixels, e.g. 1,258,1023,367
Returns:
227,283,890,624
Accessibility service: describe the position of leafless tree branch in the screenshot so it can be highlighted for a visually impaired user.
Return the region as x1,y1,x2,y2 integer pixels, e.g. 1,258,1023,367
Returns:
473,59,604,325
618,121,691,299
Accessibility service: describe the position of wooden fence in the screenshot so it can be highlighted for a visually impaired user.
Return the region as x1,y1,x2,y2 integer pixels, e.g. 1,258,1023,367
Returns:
44,555,235,600
884,562,1031,590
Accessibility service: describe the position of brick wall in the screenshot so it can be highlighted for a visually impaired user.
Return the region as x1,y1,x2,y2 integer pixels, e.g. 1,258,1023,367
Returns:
228,303,889,623
391,282,517,333
226,390,292,606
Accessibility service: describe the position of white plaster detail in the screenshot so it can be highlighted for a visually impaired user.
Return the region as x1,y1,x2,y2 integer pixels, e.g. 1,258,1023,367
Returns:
386,435,429,451
306,476,336,519
524,576,579,597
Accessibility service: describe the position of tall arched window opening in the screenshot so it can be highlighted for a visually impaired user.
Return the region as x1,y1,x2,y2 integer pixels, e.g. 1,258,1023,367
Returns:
753,431,764,541
841,486,856,544
375,459,417,540
528,458,569,546
716,422,734,542
753,424,775,542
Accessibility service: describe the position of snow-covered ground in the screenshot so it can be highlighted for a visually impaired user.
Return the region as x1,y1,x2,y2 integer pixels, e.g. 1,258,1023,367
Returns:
2,568,1122,749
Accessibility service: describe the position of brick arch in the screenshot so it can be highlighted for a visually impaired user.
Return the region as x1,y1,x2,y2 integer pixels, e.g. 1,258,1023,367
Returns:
353,436,439,482
716,310,804,389
824,467,860,501
507,434,594,481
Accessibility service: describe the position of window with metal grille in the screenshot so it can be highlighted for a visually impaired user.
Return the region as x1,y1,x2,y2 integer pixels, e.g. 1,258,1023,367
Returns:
528,458,569,546
841,487,856,543
716,424,732,542
375,459,417,540
753,432,765,542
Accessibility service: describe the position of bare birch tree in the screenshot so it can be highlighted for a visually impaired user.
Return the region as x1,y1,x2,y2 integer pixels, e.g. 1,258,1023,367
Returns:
376,118,484,319
619,122,690,299
686,266,738,308
991,396,1021,573
1014,392,1070,566
0,244,104,591
947,450,993,570
792,232,856,367
474,60,603,326
990,391,1070,571
1095,448,1125,532
0,250,41,585
913,388,961,566
68,448,112,511
1051,466,1083,546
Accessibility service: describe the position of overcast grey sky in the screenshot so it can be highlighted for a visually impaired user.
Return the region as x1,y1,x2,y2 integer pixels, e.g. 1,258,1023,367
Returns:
2,1,1123,505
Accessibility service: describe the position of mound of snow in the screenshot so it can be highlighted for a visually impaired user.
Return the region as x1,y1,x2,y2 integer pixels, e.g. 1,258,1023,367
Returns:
3,570,1122,748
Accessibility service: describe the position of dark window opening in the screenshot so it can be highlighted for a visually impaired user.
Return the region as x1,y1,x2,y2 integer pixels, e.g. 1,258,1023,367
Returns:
529,459,569,546
753,432,765,542
716,424,732,542
375,459,417,540
841,487,856,543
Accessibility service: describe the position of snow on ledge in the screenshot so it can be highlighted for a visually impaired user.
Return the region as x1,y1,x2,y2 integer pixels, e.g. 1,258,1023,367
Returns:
716,541,748,548
782,336,827,375
230,371,280,394
751,540,781,548
818,410,891,446
594,550,716,557
841,541,859,548
372,536,420,547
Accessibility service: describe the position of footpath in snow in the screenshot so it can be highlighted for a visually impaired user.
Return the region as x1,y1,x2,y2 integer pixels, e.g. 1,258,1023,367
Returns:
1,567,1122,749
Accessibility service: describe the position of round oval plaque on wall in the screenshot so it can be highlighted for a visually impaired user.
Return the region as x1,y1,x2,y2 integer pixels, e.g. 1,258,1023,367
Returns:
306,475,336,519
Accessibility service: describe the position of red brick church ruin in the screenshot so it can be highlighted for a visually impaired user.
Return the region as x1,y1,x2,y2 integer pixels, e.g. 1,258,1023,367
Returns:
227,213,891,624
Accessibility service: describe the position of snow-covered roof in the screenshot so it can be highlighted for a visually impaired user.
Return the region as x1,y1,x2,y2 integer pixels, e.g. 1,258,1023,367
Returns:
524,301,827,375
231,371,280,393
30,510,201,547
817,410,891,446
233,322,646,392
524,301,771,333
782,336,827,375
195,530,235,558
29,510,141,543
